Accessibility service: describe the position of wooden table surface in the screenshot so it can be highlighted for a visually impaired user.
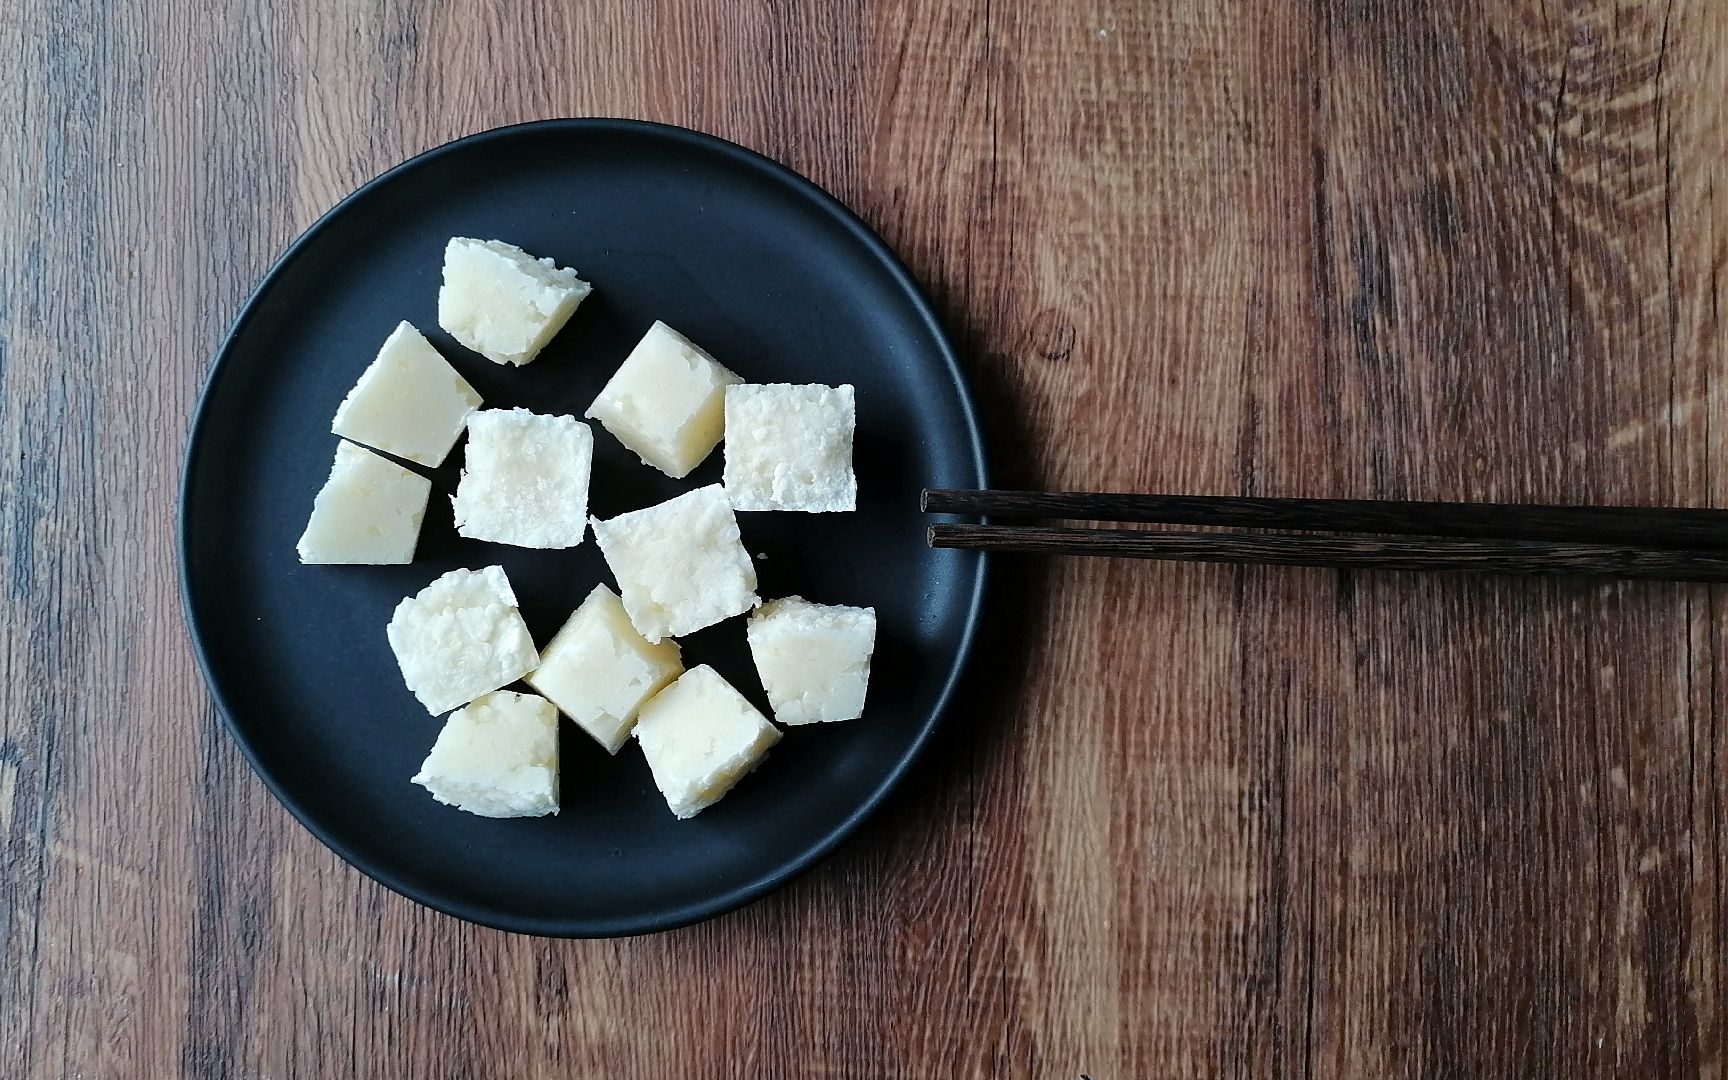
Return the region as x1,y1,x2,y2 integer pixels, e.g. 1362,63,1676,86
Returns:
4,1,1725,1076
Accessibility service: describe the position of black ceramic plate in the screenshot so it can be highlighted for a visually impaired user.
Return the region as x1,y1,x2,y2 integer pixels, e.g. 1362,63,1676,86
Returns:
179,119,987,936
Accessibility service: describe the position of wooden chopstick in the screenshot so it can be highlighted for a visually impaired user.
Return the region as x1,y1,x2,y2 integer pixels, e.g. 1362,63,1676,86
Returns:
927,524,1728,582
921,489,1728,581
921,489,1728,550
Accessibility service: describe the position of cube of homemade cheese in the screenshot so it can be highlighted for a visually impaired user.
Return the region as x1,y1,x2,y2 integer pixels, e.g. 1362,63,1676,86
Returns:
585,321,742,478
634,665,781,819
411,690,559,818
330,321,482,466
589,485,758,642
296,441,431,565
723,383,857,512
386,566,540,715
437,237,592,366
451,408,593,548
746,596,877,724
526,584,683,753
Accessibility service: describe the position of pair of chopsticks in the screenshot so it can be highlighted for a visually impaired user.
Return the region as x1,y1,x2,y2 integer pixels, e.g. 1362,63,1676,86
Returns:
922,490,1728,582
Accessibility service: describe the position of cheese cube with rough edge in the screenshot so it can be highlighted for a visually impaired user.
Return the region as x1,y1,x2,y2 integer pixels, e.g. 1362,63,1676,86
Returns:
411,690,559,818
589,485,759,643
525,584,683,754
386,566,540,715
437,237,592,366
723,383,857,512
451,408,593,549
634,665,781,819
330,321,482,466
585,321,742,478
296,441,431,565
746,597,877,724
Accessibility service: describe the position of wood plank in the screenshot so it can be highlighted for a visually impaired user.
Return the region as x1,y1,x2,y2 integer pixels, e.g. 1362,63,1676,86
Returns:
0,0,1720,1076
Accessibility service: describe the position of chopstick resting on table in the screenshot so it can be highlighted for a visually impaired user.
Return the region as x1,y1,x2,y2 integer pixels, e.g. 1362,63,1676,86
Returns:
921,489,1728,583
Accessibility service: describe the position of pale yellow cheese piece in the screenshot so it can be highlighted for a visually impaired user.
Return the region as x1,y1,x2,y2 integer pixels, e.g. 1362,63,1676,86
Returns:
385,566,540,715
589,485,758,643
296,441,430,565
526,584,683,753
723,383,856,512
438,237,592,366
331,321,481,466
746,596,876,724
586,321,742,478
634,665,781,819
451,408,593,549
411,690,559,818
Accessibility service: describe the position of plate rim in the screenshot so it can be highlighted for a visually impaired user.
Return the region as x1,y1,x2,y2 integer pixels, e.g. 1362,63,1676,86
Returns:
176,117,990,937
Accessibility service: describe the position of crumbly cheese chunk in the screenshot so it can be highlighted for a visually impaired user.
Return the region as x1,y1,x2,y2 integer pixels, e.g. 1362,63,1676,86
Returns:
526,584,683,754
411,691,559,818
634,665,781,819
386,566,540,715
746,596,876,724
331,321,482,466
451,408,593,548
723,384,856,512
585,321,742,478
296,441,431,565
590,485,758,642
437,237,592,366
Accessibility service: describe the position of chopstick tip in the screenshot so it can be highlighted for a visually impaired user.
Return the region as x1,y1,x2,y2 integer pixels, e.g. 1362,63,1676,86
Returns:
918,488,931,513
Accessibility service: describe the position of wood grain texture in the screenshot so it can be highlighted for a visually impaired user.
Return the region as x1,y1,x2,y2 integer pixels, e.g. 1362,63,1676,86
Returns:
1,0,1723,1076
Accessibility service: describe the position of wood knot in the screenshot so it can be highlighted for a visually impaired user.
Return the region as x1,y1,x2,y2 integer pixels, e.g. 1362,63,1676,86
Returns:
1026,309,1076,364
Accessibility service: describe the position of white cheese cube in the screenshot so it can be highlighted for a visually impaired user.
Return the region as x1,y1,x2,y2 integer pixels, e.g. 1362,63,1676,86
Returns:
589,485,758,643
437,237,592,366
411,690,559,818
330,321,482,466
451,408,593,549
634,665,781,819
746,597,877,724
526,584,683,754
386,566,540,715
585,321,742,478
296,441,431,565
723,384,857,512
